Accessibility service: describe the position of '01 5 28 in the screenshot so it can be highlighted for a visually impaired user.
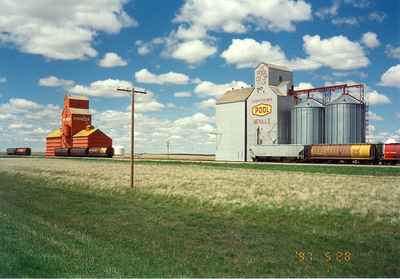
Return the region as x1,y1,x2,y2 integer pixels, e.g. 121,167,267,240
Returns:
295,250,352,265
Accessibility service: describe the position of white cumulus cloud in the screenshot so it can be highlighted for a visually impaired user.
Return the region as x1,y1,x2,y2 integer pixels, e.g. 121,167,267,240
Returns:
385,45,400,59
174,91,192,98
195,80,249,97
175,0,312,34
0,98,61,149
69,79,133,98
367,111,383,121
169,40,217,64
7,98,41,111
366,90,391,105
199,98,216,110
379,65,400,88
98,52,127,68
220,35,368,71
221,38,288,69
361,32,380,49
161,0,311,65
130,101,165,113
39,76,75,87
302,34,369,70
0,1,136,60
135,69,190,85
68,79,165,112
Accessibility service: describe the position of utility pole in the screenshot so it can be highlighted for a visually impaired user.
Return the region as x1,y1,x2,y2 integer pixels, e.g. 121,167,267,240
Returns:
166,139,170,159
116,87,147,189
209,131,222,153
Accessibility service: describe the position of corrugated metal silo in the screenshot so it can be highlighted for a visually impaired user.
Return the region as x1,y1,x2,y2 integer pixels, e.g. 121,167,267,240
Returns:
325,94,366,144
291,98,325,144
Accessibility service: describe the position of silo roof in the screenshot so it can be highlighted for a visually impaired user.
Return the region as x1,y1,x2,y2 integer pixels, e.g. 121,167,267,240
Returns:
47,128,62,138
330,94,363,104
216,87,254,104
295,98,324,108
73,127,98,137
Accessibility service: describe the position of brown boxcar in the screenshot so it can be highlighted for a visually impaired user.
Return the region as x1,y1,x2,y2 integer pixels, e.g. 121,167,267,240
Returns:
309,144,375,161
6,148,17,155
15,148,31,156
88,147,114,158
69,148,88,157
54,148,70,156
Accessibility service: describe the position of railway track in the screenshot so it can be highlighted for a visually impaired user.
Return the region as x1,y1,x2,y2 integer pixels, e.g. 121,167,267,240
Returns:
1,154,399,167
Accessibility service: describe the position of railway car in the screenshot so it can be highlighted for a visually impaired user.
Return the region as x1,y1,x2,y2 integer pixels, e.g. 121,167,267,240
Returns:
87,147,114,158
250,145,306,162
16,148,31,156
69,148,89,157
6,147,31,156
6,148,17,155
54,148,70,157
381,143,400,164
308,144,375,162
52,147,114,158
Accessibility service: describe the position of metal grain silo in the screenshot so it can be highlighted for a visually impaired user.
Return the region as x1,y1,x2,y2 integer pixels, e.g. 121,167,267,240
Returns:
291,98,325,144
325,94,366,144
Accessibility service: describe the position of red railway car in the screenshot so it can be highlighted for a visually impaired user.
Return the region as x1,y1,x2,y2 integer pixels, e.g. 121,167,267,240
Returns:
383,143,400,163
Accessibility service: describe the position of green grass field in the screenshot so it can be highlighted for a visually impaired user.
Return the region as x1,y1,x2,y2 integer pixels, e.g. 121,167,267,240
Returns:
0,158,399,277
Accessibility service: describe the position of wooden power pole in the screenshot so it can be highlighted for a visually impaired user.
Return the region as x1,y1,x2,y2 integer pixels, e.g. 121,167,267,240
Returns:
166,139,170,159
117,87,147,189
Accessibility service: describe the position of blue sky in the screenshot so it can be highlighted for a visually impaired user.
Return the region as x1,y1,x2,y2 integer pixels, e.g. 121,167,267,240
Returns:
0,0,399,153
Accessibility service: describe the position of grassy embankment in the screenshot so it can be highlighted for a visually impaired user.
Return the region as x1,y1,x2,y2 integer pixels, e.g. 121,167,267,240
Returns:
0,158,399,277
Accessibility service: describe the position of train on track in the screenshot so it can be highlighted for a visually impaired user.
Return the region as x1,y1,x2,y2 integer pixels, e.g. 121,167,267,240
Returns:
54,147,114,158
250,143,400,165
4,144,399,164
5,147,114,158
6,148,31,156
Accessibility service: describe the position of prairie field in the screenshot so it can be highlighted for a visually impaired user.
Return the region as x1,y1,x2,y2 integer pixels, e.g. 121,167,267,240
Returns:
0,157,399,277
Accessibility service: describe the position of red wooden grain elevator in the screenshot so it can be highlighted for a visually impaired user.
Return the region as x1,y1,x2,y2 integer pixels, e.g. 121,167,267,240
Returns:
46,95,112,156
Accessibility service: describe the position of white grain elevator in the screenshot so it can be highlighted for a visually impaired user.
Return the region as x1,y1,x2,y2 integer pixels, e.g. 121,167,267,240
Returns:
216,63,293,161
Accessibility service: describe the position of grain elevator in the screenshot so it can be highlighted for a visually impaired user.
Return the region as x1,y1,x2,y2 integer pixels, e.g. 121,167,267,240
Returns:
46,95,112,156
215,63,366,161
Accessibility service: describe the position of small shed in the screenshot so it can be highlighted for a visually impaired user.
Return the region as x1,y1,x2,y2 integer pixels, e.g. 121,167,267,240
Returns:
46,128,62,156
72,126,112,148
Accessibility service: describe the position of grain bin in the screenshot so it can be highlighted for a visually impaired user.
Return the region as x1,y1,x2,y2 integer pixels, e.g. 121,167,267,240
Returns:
113,145,125,156
291,98,324,144
325,94,366,144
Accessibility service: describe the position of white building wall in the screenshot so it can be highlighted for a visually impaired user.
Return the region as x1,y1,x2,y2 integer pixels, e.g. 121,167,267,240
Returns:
216,102,246,161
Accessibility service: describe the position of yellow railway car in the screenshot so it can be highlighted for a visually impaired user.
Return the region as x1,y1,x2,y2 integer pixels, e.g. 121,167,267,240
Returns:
309,144,375,161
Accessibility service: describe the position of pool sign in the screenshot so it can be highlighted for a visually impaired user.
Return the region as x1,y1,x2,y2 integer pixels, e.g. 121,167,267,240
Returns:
252,103,272,117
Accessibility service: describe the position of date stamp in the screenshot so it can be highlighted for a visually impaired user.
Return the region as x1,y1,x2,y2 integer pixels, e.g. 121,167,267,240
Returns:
295,250,352,268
